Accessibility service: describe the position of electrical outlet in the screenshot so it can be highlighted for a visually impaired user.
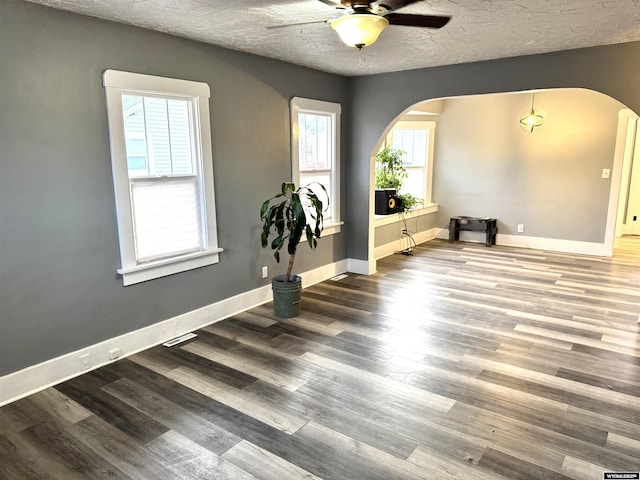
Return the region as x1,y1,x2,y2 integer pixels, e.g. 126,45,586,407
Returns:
402,228,408,234
79,353,92,371
261,266,268,278
517,224,524,233
602,168,610,179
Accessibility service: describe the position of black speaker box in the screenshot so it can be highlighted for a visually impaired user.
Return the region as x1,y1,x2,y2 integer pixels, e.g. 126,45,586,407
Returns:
375,189,401,215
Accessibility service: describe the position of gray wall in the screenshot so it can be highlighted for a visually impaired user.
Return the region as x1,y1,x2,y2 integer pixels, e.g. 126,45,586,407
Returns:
433,89,624,242
347,42,640,260
4,0,640,378
0,0,348,375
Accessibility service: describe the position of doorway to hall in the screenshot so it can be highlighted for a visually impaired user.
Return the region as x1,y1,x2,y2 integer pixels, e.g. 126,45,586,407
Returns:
613,235,640,263
613,111,640,259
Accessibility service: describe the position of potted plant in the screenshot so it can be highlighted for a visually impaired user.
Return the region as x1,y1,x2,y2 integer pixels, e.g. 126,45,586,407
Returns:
375,146,420,213
375,146,406,192
260,182,326,318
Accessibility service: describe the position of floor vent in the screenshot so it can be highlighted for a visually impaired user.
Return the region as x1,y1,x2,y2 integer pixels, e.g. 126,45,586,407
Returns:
162,332,197,347
331,274,348,281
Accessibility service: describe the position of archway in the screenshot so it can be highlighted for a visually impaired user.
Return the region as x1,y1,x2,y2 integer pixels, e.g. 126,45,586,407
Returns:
368,88,632,267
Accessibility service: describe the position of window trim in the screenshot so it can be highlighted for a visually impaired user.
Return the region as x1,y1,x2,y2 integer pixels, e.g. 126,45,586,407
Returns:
290,97,343,236
103,69,222,286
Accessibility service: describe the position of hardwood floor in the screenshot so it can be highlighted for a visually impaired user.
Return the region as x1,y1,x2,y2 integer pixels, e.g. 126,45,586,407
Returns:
2,238,640,479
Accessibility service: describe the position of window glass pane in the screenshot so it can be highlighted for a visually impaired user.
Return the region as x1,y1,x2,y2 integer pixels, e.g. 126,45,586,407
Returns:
125,138,147,171
130,177,203,261
122,94,194,178
386,125,432,202
392,129,427,166
144,97,172,175
122,93,201,262
299,113,331,172
403,168,425,199
122,95,149,176
167,99,193,175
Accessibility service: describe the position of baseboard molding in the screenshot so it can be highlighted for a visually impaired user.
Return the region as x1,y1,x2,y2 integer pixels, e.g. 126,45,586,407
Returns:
300,259,349,288
497,234,608,256
0,259,348,407
434,228,608,256
374,228,438,259
347,257,376,275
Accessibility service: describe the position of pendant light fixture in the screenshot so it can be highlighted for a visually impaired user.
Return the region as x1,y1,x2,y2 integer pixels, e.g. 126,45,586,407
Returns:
519,92,544,133
331,14,389,50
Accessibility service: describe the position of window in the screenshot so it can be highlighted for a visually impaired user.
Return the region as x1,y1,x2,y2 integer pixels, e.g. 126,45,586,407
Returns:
291,97,342,235
384,120,436,204
103,70,222,285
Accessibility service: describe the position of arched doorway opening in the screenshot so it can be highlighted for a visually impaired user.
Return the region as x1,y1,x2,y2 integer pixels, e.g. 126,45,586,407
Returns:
368,88,635,267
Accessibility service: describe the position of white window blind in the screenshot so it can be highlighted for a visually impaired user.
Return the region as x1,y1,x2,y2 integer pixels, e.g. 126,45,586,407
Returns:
130,178,202,261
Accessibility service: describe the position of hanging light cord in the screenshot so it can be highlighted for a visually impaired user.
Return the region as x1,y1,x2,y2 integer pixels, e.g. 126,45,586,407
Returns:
530,92,536,114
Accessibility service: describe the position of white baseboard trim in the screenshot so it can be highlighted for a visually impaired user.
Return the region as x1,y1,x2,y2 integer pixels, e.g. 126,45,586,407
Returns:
347,257,376,275
374,228,438,259
301,259,349,287
434,229,608,256
496,234,608,256
0,260,348,407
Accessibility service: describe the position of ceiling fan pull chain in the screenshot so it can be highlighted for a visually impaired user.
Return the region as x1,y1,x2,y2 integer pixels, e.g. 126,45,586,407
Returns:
358,47,366,65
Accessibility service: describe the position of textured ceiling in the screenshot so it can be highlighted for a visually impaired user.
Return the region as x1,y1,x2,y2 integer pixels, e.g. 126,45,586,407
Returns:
23,0,640,76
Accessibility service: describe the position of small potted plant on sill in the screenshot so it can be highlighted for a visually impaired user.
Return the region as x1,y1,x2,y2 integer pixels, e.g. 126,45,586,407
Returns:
260,182,326,318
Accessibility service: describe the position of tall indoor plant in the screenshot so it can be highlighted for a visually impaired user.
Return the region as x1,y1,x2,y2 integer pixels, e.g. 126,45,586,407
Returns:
260,182,326,317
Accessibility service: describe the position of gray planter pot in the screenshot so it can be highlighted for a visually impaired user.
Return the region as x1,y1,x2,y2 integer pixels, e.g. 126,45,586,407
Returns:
271,274,302,318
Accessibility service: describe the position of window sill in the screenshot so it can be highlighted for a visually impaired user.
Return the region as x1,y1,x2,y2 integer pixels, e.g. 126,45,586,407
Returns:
117,248,223,286
374,203,439,227
322,221,344,237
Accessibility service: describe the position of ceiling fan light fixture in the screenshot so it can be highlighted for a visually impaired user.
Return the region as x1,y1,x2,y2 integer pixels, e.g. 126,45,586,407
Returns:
331,14,389,49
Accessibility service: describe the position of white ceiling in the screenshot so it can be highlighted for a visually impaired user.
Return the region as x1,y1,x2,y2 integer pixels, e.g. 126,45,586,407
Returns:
24,0,640,76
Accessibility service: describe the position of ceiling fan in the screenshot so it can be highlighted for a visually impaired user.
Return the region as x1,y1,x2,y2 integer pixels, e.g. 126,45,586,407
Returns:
271,0,451,50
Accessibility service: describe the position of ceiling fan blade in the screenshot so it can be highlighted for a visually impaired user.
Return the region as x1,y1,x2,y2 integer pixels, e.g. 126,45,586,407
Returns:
384,13,451,28
375,0,421,12
315,0,347,9
266,19,329,29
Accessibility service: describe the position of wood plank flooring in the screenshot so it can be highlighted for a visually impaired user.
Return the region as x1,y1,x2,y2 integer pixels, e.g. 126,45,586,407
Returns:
2,238,640,479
